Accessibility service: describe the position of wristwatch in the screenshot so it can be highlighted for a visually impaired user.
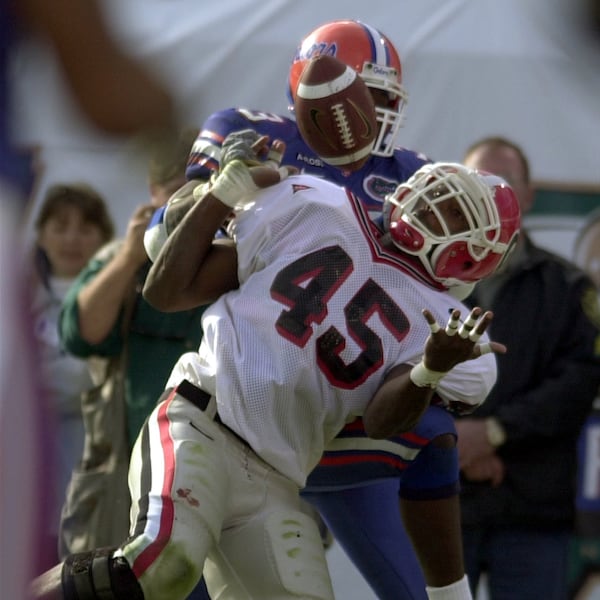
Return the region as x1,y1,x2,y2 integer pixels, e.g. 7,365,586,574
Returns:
485,417,506,447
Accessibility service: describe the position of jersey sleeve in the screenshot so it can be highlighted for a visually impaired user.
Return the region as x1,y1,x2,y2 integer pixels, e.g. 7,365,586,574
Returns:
432,335,497,415
185,108,269,180
186,108,298,181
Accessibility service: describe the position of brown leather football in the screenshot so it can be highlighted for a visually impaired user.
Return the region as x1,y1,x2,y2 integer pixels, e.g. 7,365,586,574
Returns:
294,55,377,171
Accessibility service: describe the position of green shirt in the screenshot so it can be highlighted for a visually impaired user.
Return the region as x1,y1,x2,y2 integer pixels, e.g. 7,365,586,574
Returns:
59,241,206,447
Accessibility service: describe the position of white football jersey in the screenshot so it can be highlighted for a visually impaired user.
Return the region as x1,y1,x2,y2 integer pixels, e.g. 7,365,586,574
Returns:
168,175,496,486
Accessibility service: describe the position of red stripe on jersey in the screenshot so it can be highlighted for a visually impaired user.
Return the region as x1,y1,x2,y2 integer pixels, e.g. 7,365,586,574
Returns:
132,390,177,577
187,153,219,172
342,418,367,432
398,430,430,446
198,128,225,144
340,417,430,447
319,452,410,470
345,188,445,292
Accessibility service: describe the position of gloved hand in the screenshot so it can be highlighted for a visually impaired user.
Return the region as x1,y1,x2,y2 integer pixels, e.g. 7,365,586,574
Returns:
220,129,263,168
145,134,293,260
210,158,290,210
220,129,284,171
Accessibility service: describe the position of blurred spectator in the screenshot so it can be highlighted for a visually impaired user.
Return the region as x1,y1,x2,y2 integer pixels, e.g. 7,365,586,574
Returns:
31,182,114,566
59,127,202,457
16,0,174,136
58,128,210,600
568,208,600,598
1,1,174,597
573,209,600,289
455,136,600,600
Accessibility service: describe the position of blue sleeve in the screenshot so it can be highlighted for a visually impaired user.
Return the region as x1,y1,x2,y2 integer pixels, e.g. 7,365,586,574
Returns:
186,107,299,180
186,108,243,180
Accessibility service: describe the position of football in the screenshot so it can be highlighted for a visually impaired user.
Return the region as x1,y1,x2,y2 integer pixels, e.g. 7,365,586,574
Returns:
294,55,377,171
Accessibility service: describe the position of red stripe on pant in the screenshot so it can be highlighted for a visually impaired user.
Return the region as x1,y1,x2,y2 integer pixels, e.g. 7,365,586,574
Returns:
132,388,177,577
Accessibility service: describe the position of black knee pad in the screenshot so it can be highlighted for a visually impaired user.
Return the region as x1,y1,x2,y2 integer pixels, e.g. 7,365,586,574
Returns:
62,547,143,600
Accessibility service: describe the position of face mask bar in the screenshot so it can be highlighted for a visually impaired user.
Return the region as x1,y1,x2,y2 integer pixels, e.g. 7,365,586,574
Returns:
389,164,503,259
372,105,405,157
384,162,520,288
360,61,407,157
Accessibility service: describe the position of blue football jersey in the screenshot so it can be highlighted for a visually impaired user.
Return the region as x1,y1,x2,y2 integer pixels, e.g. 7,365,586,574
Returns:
187,107,430,218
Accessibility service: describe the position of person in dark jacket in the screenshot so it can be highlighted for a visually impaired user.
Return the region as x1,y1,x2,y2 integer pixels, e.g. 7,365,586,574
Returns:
454,136,600,600
566,209,600,596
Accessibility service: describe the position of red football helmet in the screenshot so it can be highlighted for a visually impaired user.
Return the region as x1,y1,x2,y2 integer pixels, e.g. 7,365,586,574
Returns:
385,162,521,288
288,20,408,157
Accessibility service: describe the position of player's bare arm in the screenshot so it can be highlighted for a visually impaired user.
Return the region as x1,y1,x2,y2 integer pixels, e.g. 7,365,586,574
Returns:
144,186,237,312
144,149,292,312
364,363,433,437
364,307,506,439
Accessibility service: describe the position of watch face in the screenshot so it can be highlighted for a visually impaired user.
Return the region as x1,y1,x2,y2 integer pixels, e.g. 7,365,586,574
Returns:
486,418,506,447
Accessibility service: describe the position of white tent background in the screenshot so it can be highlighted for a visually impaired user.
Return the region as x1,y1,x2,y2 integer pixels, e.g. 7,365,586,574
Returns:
10,1,600,597
13,0,600,238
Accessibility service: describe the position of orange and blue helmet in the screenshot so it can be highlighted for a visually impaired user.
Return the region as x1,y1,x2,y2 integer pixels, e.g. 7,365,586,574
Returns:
288,20,408,157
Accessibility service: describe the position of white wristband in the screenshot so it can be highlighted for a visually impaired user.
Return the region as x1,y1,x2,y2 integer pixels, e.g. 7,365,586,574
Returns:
409,361,448,389
210,161,259,209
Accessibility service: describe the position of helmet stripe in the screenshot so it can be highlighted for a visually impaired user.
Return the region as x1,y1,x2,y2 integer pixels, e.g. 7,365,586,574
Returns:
357,21,388,66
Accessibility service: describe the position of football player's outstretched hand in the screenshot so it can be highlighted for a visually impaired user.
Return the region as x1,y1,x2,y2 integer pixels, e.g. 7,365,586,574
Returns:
421,307,506,374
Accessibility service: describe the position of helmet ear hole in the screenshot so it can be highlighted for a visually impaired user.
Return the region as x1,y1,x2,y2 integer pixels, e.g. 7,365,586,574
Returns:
431,238,505,283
